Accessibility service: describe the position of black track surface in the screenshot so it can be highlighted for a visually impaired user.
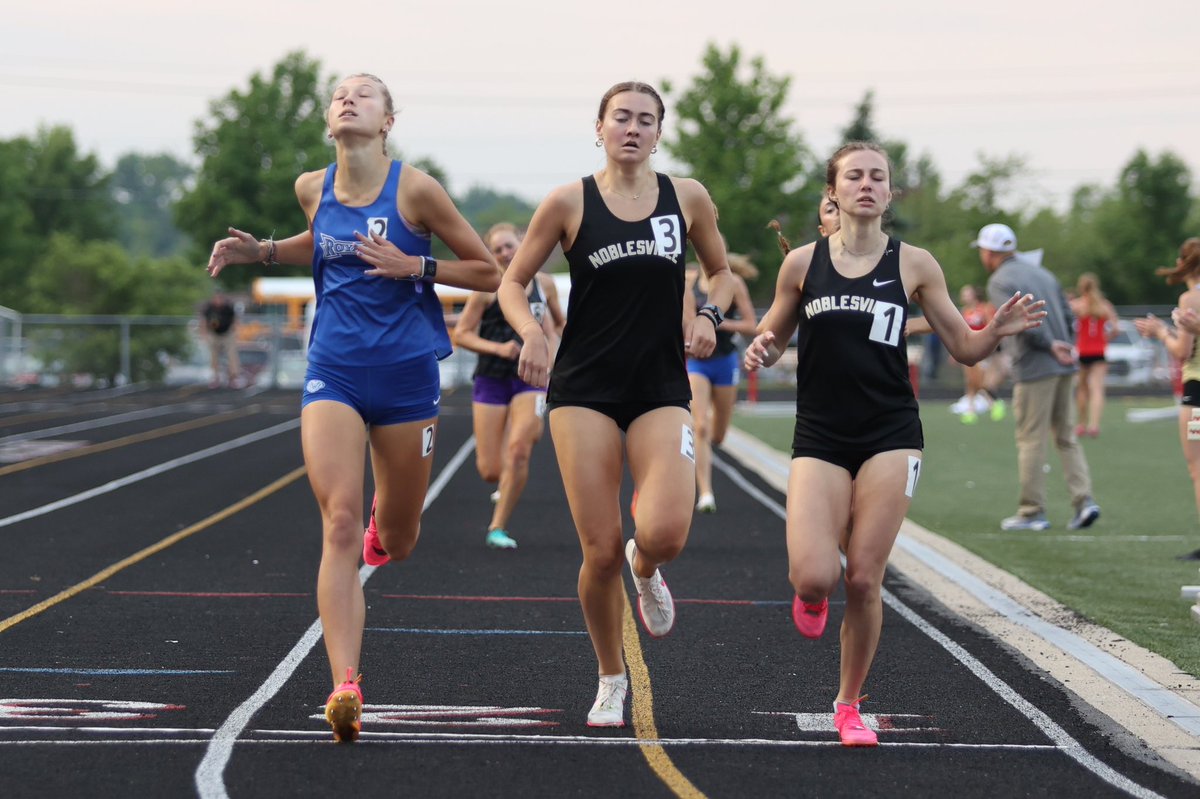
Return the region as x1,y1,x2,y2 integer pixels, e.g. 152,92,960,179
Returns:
0,385,1193,798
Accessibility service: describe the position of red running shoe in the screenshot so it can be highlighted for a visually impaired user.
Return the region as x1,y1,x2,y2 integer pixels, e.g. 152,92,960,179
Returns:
363,495,389,567
791,595,829,639
324,668,363,743
833,697,878,747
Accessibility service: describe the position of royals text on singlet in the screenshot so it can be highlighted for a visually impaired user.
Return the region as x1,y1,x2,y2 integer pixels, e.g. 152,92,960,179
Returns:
307,160,451,367
474,278,548,380
793,236,922,451
549,174,690,404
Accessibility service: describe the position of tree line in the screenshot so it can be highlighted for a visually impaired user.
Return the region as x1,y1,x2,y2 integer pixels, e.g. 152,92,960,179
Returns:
2,45,1195,366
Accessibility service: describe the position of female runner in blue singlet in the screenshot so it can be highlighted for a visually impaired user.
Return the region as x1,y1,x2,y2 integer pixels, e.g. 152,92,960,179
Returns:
207,73,501,743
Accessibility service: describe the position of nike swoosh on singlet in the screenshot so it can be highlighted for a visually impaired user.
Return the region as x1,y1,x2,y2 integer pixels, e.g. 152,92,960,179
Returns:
872,278,896,287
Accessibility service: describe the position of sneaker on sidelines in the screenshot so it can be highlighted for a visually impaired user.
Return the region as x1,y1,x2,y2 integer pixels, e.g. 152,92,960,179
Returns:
792,595,829,639
990,399,1006,421
485,528,518,549
833,697,878,747
961,411,979,425
625,539,675,637
1000,513,1050,532
586,673,628,727
696,492,717,513
1067,499,1101,530
324,668,363,743
489,489,501,504
363,497,389,567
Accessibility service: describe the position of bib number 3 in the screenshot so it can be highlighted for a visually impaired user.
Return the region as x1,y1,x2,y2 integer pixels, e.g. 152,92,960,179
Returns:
651,215,683,259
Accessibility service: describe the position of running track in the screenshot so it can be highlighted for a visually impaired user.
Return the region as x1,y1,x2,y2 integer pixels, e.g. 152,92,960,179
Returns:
0,384,1195,798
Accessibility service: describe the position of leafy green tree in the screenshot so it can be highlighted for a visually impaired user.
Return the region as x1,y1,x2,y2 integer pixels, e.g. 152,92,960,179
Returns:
0,127,115,307
1097,150,1193,304
24,235,208,382
175,51,334,288
111,152,193,258
662,43,816,295
457,185,535,232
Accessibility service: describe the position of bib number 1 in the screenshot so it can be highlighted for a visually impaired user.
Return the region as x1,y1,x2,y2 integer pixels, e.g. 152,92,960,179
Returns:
868,301,904,347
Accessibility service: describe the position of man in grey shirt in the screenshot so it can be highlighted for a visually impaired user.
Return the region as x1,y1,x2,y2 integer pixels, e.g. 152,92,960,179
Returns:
975,223,1101,531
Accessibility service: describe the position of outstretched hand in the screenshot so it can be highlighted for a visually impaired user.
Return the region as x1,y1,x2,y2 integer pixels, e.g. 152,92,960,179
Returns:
207,227,260,278
743,331,777,372
990,291,1046,337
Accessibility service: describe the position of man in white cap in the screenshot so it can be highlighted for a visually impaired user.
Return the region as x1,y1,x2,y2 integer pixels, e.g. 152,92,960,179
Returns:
974,223,1101,531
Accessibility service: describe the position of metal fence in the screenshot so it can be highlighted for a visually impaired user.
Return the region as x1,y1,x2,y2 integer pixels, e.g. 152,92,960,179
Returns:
0,306,1180,394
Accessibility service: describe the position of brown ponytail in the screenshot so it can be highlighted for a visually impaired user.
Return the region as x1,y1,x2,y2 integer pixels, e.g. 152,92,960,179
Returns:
1156,238,1200,285
767,219,791,256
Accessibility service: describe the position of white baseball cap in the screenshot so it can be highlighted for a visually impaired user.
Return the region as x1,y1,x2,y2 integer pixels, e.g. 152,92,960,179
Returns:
970,223,1017,253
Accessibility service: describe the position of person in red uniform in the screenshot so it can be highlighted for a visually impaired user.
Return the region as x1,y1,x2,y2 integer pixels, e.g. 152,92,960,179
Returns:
1070,273,1118,437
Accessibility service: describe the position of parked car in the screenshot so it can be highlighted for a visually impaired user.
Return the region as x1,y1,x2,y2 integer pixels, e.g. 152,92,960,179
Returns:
1105,319,1158,387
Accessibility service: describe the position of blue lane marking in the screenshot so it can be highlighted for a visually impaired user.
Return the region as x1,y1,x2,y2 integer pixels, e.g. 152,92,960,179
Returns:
366,628,587,636
0,668,235,676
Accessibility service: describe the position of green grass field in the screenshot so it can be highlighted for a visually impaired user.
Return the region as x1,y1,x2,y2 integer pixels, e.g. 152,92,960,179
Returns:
733,394,1200,678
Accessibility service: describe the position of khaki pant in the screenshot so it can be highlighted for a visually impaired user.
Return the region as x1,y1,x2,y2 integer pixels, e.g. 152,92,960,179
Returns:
208,332,240,381
1012,373,1093,517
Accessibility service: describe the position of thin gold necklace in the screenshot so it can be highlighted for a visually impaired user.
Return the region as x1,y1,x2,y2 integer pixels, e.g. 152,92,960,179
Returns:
839,234,881,257
605,173,652,201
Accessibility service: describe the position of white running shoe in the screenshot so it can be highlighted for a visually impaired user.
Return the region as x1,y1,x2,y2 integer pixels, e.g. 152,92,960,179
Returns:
625,539,675,637
586,674,628,727
695,492,716,513
489,489,501,504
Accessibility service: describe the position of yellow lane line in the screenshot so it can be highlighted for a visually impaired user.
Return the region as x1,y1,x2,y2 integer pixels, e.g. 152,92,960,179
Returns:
0,406,257,477
0,465,307,635
622,596,707,799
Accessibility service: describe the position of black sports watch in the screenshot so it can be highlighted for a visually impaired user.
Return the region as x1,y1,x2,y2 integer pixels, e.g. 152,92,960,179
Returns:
418,255,437,281
698,303,724,327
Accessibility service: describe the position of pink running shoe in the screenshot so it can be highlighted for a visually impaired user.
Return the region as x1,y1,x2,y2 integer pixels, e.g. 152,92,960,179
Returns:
363,496,389,567
833,697,878,747
324,668,363,743
792,595,829,639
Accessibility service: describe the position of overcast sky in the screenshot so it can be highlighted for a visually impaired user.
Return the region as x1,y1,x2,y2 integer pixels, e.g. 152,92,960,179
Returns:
5,1,1198,212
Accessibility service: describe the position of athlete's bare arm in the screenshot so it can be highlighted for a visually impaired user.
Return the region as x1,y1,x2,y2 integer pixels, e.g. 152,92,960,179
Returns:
676,178,731,359
745,244,812,370
907,246,1044,365
500,183,581,388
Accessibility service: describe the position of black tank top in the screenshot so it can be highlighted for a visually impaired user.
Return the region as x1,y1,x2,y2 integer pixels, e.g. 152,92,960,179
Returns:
549,173,690,404
475,278,548,380
691,276,739,358
793,236,922,449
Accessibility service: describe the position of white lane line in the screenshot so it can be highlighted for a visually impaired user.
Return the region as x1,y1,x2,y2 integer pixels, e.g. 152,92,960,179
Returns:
895,535,1200,738
713,452,1166,799
193,435,476,799
0,404,180,445
0,728,1061,750
0,419,300,529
